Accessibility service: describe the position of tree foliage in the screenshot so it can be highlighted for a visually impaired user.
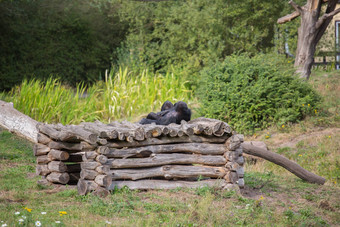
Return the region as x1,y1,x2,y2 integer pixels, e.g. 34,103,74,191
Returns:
118,0,287,71
0,0,127,90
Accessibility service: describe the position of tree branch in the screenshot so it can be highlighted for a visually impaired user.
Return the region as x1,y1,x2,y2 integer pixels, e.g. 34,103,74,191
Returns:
316,7,340,29
277,11,301,24
289,0,303,13
242,142,326,185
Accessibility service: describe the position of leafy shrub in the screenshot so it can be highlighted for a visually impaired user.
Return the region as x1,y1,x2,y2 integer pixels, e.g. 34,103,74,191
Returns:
198,54,321,134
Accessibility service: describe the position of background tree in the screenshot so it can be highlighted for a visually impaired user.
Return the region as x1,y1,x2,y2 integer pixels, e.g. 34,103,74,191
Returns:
278,0,340,80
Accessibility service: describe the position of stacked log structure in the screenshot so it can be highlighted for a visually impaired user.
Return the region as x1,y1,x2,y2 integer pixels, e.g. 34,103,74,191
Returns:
34,118,244,195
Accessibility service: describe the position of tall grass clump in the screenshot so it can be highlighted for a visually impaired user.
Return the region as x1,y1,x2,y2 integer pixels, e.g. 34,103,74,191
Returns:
198,53,321,134
6,68,192,124
99,67,192,121
7,78,103,124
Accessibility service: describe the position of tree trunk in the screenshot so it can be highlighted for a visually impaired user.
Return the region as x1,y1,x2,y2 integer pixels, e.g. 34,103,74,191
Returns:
294,10,318,80
278,0,340,80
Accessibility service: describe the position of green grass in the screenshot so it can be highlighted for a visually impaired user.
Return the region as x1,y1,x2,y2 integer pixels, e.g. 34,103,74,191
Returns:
0,128,339,226
3,67,193,125
0,70,340,226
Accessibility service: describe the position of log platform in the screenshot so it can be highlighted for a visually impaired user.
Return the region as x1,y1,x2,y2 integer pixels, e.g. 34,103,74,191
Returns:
33,118,244,196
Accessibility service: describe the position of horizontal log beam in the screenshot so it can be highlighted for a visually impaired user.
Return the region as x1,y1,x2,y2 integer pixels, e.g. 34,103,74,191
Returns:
108,179,227,190
109,154,226,168
99,143,227,158
109,165,227,180
107,135,229,148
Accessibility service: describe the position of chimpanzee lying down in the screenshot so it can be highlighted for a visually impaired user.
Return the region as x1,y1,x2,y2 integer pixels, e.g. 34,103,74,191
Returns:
139,101,191,125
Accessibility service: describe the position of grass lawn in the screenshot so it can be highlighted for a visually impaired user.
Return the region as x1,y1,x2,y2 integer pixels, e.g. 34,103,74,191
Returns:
0,70,339,226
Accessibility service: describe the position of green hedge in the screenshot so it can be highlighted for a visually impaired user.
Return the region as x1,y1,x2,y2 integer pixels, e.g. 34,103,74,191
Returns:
198,54,321,134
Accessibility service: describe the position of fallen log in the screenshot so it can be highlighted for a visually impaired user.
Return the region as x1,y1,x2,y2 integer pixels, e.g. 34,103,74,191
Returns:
0,100,38,143
241,142,326,185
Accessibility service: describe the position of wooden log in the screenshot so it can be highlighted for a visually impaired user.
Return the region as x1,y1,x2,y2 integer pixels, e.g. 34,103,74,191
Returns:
37,133,52,145
80,169,99,180
180,121,194,136
238,178,245,188
81,161,101,170
37,178,52,186
119,121,145,141
99,143,227,158
95,175,112,188
0,100,38,143
96,165,110,174
241,142,326,185
97,138,108,145
65,125,98,144
225,135,243,151
108,179,226,190
107,135,229,148
143,125,162,138
193,124,205,135
36,164,50,176
84,151,97,160
224,149,242,162
48,141,82,151
81,121,118,139
48,161,67,172
66,164,81,173
189,117,232,136
92,187,110,197
38,124,78,142
36,155,51,164
48,149,70,161
95,155,108,164
77,179,99,195
236,156,244,165
33,144,50,156
109,154,226,168
109,165,227,180
224,171,238,183
81,141,97,151
225,162,244,177
46,172,70,184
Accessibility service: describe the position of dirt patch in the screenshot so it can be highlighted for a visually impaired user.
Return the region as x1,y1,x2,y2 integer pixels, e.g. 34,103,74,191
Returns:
271,127,340,149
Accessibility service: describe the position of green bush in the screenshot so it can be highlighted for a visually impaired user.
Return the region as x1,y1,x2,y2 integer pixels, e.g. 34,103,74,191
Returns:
198,54,321,134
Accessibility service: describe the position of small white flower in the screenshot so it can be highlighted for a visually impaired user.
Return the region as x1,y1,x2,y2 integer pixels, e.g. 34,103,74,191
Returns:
245,204,250,209
19,219,24,222
2,224,8,227
15,211,20,215
22,216,27,219
41,212,47,215
35,221,41,226
105,220,112,224
55,221,61,224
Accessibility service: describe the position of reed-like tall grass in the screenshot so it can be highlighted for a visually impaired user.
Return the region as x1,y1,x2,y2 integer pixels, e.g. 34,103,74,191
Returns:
6,68,193,124
100,68,192,122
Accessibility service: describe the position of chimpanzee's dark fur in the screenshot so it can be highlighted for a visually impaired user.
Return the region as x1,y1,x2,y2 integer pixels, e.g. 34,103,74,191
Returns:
139,101,191,125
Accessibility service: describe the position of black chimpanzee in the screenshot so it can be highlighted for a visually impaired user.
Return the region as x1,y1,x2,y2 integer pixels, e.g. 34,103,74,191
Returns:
139,101,191,125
